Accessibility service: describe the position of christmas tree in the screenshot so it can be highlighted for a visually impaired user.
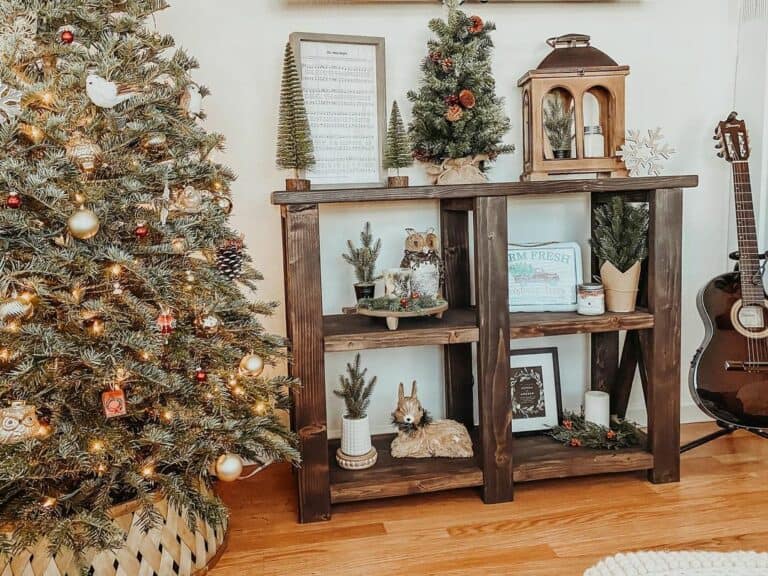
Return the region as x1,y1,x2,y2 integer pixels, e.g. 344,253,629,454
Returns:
0,0,298,560
384,100,412,175
276,42,315,179
408,0,513,168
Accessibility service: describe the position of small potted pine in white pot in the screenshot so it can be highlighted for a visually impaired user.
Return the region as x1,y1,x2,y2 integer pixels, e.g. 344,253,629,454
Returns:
342,222,382,302
592,197,649,313
334,354,378,470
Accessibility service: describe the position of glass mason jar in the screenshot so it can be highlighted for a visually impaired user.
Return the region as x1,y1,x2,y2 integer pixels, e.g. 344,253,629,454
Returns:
584,125,605,158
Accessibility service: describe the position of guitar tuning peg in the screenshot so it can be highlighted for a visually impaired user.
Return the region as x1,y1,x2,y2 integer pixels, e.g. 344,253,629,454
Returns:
717,152,725,158
715,143,723,149
713,135,721,140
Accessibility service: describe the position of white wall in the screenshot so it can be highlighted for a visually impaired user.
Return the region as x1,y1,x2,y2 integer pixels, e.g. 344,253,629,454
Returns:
156,0,740,437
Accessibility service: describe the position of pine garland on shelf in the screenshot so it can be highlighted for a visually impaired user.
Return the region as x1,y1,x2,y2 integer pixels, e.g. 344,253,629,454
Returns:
549,412,641,450
358,294,444,313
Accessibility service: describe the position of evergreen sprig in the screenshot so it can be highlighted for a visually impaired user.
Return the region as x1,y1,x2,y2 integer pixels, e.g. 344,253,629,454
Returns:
592,197,650,272
543,95,574,151
276,42,315,177
358,295,444,313
384,100,412,173
333,354,376,420
407,0,513,166
341,222,381,284
549,411,641,451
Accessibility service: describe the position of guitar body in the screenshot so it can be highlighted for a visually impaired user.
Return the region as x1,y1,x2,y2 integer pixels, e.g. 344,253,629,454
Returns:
691,271,768,429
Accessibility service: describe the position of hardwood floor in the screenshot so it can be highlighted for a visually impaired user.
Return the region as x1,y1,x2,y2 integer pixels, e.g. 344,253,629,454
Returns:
211,423,768,576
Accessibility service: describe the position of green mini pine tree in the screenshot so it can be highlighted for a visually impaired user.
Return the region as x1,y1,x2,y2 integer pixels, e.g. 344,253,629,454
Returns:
276,42,315,178
0,0,298,561
384,101,412,175
408,0,513,167
333,354,376,420
544,95,574,154
342,222,382,285
592,197,650,272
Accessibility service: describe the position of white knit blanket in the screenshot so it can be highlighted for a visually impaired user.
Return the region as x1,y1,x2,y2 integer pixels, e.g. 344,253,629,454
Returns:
584,551,768,575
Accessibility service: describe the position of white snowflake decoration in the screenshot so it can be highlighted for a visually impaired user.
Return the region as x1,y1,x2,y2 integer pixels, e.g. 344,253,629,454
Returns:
618,128,676,177
0,82,22,125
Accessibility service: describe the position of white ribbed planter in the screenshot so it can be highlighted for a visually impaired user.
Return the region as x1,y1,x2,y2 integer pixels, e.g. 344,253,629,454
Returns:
341,415,372,457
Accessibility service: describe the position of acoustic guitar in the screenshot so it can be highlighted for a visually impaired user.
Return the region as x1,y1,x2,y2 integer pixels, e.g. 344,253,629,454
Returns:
690,112,768,430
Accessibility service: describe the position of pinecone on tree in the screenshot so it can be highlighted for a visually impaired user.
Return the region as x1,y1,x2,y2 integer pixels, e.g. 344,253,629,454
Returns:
216,238,245,280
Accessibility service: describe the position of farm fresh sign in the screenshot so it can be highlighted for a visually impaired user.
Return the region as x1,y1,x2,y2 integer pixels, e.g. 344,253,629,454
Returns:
508,243,583,312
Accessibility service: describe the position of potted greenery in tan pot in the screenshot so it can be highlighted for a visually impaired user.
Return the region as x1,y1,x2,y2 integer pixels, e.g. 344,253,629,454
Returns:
544,95,574,159
343,222,382,302
592,197,649,313
334,354,378,470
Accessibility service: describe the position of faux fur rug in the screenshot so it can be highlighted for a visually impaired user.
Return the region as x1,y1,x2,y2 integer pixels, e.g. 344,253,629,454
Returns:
584,551,768,575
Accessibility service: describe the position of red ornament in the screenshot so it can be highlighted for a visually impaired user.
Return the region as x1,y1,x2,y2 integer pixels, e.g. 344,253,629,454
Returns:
195,368,207,383
60,30,75,44
569,438,582,447
102,389,127,418
6,192,21,209
399,298,409,308
156,310,175,336
134,222,150,239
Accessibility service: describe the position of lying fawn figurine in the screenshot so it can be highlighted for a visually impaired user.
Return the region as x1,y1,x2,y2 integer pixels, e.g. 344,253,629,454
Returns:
391,381,473,458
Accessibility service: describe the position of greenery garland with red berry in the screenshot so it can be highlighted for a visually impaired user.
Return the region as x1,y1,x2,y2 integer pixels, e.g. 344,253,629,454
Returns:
549,412,641,450
358,294,445,313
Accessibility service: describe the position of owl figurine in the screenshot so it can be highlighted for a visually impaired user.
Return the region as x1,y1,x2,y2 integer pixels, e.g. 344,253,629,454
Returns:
400,228,444,298
0,401,41,444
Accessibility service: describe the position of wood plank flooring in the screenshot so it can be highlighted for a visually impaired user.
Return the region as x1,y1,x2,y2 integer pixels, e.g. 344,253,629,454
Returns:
211,423,768,576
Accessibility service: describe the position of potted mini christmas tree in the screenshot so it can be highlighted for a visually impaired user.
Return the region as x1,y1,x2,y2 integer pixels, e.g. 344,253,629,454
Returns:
408,0,513,185
384,100,413,188
342,222,382,302
0,2,298,574
592,197,650,312
276,42,315,191
544,95,574,159
333,354,377,470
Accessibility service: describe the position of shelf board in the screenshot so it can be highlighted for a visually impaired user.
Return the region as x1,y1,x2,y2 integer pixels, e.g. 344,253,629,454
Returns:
509,309,654,339
329,430,652,504
514,432,653,482
329,433,483,504
272,175,698,205
324,308,478,352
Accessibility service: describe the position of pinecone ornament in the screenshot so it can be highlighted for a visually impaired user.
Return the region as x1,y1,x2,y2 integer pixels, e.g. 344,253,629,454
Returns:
441,57,454,72
216,239,245,280
445,105,464,123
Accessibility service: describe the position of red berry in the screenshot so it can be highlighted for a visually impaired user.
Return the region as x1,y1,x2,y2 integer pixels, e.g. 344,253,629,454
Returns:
195,369,207,382
6,192,20,209
60,30,74,44
399,298,409,308
411,292,421,300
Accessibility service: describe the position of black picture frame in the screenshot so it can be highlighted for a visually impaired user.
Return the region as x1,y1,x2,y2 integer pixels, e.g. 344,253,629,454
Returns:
509,347,562,435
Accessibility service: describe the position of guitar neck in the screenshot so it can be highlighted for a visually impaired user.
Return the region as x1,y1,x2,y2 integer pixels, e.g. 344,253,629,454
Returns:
732,161,764,303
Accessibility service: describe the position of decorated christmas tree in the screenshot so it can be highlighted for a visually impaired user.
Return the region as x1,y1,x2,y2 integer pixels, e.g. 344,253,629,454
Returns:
408,0,513,180
276,41,315,188
0,0,298,563
384,100,412,177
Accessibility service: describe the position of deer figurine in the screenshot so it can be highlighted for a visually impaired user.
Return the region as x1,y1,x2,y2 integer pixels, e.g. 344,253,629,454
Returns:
390,381,473,459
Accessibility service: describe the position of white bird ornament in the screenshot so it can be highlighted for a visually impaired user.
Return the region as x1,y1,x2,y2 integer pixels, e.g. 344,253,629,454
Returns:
180,83,203,118
85,74,138,108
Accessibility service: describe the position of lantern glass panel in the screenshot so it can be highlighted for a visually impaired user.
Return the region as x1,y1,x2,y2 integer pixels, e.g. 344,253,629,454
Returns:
583,86,611,158
543,88,575,160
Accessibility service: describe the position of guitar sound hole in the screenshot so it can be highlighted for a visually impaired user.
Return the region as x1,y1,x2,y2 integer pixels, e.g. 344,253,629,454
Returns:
738,305,766,331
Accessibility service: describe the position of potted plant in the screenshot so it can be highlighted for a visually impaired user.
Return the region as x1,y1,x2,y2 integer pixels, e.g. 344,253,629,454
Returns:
592,197,649,312
333,354,377,470
544,95,574,159
276,42,315,191
384,100,413,187
342,222,382,302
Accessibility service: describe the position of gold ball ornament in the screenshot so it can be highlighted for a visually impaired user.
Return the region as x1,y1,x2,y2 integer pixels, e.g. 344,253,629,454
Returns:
174,185,204,214
216,195,233,214
214,453,243,482
67,208,100,240
239,353,264,378
65,133,103,174
195,313,222,336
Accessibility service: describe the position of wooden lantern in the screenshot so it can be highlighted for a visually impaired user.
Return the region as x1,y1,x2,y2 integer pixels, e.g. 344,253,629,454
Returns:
518,34,629,181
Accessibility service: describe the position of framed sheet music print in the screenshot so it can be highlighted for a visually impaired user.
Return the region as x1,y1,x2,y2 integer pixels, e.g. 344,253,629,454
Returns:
290,32,387,188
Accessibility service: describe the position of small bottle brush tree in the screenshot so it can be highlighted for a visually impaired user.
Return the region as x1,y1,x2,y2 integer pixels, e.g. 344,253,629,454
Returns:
333,354,377,465
342,222,382,300
592,197,649,312
384,100,412,187
408,0,513,180
333,354,377,421
543,95,574,158
276,42,315,190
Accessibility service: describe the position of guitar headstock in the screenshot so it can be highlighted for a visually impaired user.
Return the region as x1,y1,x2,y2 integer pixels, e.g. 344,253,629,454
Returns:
715,112,750,162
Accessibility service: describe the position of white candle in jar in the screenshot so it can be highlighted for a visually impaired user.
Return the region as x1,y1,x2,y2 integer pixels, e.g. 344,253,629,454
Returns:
584,391,610,428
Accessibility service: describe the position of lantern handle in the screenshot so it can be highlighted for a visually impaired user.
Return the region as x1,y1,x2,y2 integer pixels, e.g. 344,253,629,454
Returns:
547,34,591,49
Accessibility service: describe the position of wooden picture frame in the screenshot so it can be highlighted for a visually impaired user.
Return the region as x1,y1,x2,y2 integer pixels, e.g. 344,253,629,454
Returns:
290,32,387,189
509,347,562,434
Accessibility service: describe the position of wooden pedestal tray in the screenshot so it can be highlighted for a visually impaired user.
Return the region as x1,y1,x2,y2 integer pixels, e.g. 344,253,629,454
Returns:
357,301,449,331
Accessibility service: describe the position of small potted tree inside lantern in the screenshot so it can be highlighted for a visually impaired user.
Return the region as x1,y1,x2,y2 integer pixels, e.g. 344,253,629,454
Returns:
342,222,382,302
544,95,574,159
276,42,315,191
384,101,413,187
592,197,649,312
334,354,377,470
